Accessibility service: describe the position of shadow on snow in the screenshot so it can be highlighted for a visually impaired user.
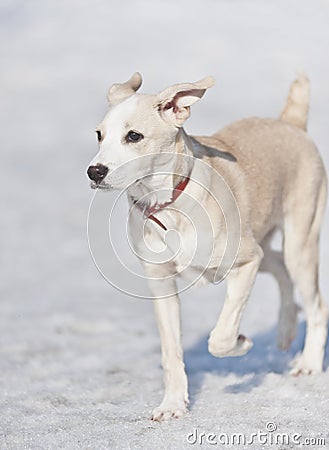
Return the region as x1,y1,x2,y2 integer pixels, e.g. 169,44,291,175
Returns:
184,321,329,407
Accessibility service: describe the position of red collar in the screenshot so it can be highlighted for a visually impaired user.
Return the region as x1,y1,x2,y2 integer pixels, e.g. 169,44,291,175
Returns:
133,175,190,231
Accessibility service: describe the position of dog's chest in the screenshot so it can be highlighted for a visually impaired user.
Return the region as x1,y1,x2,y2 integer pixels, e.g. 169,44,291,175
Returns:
129,204,226,285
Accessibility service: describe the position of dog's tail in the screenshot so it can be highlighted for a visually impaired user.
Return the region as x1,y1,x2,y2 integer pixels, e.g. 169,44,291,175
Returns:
280,74,310,131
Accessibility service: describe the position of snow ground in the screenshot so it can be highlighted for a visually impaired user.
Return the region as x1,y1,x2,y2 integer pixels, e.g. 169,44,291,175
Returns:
0,0,329,449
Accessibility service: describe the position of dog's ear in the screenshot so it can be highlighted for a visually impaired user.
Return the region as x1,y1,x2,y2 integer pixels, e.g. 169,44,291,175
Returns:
156,76,215,126
107,72,142,104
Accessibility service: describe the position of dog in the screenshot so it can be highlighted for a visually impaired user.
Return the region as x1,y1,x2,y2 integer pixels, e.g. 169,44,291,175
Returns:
87,73,328,421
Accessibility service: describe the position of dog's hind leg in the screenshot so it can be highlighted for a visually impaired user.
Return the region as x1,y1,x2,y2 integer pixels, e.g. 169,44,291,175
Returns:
284,178,328,375
260,233,299,350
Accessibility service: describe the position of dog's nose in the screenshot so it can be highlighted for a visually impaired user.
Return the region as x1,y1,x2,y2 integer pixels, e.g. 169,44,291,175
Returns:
87,164,109,183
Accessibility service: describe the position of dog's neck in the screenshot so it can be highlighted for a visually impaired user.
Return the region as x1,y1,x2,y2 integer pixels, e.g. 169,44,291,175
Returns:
128,128,194,208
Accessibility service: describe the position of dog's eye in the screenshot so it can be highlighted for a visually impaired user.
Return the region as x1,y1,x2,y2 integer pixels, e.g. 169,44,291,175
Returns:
96,130,102,142
126,130,144,143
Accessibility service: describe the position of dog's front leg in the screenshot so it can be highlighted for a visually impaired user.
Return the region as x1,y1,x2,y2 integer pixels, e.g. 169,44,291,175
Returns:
152,296,189,421
208,245,263,357
143,263,188,421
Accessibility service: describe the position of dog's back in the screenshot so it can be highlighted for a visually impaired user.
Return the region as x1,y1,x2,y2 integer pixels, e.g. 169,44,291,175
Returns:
195,75,327,243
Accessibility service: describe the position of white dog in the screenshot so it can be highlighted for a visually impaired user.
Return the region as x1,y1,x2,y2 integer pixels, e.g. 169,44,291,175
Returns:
87,73,328,421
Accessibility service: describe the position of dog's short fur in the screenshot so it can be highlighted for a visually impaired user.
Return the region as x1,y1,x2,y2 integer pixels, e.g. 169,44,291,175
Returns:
88,73,328,421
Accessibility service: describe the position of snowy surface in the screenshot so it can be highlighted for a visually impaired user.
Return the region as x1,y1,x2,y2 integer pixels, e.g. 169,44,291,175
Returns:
1,0,329,449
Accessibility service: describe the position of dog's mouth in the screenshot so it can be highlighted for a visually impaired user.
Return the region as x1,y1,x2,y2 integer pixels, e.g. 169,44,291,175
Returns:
90,181,111,190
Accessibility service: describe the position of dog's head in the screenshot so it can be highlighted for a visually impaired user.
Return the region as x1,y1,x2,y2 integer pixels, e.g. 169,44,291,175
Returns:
87,72,215,190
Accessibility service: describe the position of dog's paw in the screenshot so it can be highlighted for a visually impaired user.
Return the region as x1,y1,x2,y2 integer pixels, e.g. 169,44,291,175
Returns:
151,400,188,421
290,365,321,376
289,353,322,376
208,333,253,357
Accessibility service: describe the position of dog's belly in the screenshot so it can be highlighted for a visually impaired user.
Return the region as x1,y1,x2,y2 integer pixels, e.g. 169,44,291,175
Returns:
175,263,221,287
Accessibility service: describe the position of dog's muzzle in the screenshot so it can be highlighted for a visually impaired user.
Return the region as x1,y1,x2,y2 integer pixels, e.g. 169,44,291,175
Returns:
87,163,109,184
